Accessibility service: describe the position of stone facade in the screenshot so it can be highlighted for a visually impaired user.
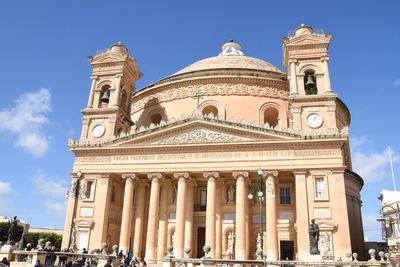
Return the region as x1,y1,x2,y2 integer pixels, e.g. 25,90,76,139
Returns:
62,25,365,262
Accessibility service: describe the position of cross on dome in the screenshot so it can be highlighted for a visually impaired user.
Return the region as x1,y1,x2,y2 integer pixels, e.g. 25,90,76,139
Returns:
218,40,244,56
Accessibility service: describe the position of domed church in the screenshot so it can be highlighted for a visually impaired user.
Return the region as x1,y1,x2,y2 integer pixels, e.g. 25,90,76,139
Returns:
63,25,365,262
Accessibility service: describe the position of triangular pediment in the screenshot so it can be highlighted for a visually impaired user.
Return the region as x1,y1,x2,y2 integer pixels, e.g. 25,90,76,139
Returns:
91,53,126,64
287,35,331,46
109,118,299,147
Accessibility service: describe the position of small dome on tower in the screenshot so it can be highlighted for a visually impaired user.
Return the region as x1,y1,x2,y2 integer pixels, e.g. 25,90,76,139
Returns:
110,42,128,55
294,24,313,36
218,40,244,56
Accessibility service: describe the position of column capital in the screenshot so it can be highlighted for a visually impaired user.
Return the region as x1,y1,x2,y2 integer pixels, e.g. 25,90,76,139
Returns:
232,171,249,179
147,173,164,180
203,172,219,179
265,170,278,178
122,173,137,180
90,75,99,80
288,58,298,64
173,172,190,179
321,56,330,62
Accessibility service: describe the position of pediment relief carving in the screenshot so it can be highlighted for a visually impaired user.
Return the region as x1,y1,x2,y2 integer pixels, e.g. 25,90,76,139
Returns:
151,128,251,145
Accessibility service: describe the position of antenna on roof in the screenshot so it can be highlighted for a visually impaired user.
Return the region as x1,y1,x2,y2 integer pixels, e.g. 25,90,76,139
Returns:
388,146,397,191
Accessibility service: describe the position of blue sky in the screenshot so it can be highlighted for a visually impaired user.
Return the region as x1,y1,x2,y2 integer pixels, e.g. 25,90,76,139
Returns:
0,1,399,241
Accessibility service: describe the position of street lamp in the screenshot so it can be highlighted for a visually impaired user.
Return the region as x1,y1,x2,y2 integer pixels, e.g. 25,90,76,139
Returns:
248,168,265,258
65,171,86,250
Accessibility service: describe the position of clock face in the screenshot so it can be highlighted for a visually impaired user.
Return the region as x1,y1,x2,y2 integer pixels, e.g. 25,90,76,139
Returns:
92,124,105,138
306,113,323,128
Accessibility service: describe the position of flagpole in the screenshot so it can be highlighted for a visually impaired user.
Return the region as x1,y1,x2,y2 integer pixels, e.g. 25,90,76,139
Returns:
388,146,397,191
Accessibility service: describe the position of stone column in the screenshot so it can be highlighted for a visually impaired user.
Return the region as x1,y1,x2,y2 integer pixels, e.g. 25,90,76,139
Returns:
321,56,332,93
133,181,147,257
184,180,195,256
119,173,137,253
265,171,278,261
145,173,163,262
87,76,97,108
157,180,171,259
294,171,309,260
289,59,298,95
233,171,249,260
173,172,190,258
113,75,123,107
215,182,222,259
204,172,219,258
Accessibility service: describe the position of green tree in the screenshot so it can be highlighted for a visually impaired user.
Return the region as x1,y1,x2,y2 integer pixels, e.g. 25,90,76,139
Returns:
23,232,63,250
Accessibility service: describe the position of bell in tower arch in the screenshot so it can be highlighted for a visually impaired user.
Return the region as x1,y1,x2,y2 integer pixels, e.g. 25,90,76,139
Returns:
101,90,110,103
304,73,318,95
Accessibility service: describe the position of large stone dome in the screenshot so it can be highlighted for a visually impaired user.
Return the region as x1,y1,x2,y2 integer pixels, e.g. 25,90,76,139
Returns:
172,55,286,76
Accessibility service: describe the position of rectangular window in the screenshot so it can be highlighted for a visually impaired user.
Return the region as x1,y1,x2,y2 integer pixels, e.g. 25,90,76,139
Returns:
315,178,325,199
280,187,291,204
85,181,94,199
200,190,207,210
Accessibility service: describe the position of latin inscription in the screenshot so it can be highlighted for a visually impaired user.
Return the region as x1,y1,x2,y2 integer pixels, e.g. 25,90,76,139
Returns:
75,149,340,163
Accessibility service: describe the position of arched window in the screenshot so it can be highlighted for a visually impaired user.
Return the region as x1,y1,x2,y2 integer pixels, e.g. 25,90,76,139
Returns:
202,105,218,117
264,107,279,127
150,113,162,125
304,70,318,95
99,85,110,107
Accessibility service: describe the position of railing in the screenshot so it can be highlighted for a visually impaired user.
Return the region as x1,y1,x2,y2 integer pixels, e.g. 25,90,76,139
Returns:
166,257,393,267
11,250,117,267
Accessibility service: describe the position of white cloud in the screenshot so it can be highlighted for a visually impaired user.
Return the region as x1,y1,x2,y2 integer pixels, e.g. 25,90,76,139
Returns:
44,201,67,217
0,88,52,157
32,170,68,199
0,181,15,214
394,78,400,87
363,214,383,242
351,136,399,183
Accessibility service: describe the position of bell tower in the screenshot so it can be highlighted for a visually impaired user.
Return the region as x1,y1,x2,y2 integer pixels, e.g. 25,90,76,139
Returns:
283,25,349,132
80,43,142,139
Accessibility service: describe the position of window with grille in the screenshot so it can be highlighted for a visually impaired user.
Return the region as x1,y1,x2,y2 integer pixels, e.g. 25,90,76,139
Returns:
280,187,291,204
315,178,325,199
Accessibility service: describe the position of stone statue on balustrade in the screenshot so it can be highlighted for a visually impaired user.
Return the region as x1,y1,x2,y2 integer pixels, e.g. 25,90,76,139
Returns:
309,219,320,255
6,216,18,246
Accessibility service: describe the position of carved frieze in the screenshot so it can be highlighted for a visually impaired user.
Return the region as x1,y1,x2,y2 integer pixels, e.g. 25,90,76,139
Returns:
131,82,289,114
154,129,247,144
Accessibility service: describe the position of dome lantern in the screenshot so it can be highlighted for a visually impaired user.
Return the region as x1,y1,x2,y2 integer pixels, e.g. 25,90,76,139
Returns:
218,40,244,56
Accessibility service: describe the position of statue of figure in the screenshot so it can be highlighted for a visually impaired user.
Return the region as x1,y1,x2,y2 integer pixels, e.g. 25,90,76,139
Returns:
7,216,18,245
309,219,320,255
227,185,235,204
226,231,235,254
171,232,176,248
256,233,262,250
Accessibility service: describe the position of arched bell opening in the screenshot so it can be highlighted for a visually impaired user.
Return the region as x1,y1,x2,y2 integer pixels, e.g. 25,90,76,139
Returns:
304,70,318,95
99,85,111,107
